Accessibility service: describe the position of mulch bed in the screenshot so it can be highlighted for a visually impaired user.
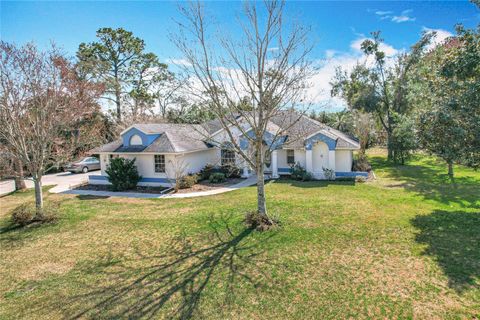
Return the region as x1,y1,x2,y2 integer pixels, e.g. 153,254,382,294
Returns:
74,178,245,195
174,178,244,193
74,184,169,194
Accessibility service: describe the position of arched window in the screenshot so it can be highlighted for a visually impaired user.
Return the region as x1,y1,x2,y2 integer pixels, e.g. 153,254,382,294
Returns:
130,134,143,146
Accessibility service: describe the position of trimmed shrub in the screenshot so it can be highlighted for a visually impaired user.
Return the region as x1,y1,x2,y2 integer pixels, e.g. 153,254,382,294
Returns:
11,202,59,226
11,203,34,226
290,163,312,181
322,167,335,180
244,211,280,231
221,164,242,178
177,174,198,189
199,164,218,181
209,172,226,183
353,154,371,172
105,157,142,191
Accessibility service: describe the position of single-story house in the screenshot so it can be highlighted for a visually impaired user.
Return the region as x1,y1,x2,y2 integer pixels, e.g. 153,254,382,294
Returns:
90,111,366,187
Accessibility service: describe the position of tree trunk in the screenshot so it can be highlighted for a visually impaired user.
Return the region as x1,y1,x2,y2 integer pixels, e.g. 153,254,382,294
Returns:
33,177,44,218
256,165,268,216
114,66,122,122
387,131,393,161
255,140,268,217
115,90,122,122
448,161,454,179
14,159,26,190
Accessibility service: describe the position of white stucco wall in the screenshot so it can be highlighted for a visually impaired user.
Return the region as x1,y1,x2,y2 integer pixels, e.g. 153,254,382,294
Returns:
277,149,306,169
335,150,353,172
97,149,219,187
178,149,218,174
100,150,217,177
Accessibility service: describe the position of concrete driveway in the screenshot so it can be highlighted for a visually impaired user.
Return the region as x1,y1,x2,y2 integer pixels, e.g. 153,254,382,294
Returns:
0,170,101,196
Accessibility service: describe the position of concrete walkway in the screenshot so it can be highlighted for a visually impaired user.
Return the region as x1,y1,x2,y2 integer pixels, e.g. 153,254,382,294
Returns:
61,176,257,199
0,171,101,196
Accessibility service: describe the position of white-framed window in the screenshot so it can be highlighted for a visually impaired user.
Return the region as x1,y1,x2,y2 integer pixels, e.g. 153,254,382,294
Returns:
221,149,236,165
130,134,143,145
154,155,165,173
287,149,295,165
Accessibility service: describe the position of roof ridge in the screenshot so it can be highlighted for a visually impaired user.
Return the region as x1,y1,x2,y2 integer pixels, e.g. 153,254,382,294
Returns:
161,131,177,153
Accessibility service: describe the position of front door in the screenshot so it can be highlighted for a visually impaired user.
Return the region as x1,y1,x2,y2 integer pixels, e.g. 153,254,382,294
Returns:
312,142,329,177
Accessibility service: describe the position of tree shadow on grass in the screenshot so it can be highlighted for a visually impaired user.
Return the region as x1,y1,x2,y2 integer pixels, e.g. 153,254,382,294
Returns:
411,210,480,292
370,155,480,209
60,212,278,319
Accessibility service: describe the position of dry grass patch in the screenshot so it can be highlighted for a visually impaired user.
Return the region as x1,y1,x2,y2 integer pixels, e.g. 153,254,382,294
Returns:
0,150,479,319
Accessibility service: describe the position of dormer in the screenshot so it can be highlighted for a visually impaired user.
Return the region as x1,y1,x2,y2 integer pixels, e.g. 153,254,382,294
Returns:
120,126,161,149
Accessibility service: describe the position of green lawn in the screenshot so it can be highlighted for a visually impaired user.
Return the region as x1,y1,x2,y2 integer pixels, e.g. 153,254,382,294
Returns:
1,149,479,319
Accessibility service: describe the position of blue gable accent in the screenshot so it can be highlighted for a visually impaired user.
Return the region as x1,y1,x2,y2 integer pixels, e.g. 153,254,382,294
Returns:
122,127,160,147
240,129,287,151
305,132,337,150
239,137,249,150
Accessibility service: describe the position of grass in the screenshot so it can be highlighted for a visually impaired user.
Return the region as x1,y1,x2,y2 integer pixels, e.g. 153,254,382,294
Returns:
0,149,479,319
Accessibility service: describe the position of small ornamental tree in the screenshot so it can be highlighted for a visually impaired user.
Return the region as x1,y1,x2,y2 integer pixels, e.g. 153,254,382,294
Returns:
0,42,103,217
413,25,480,177
105,158,141,191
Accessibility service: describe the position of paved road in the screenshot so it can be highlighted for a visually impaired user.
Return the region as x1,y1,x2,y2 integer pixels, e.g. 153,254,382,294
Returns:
0,170,101,196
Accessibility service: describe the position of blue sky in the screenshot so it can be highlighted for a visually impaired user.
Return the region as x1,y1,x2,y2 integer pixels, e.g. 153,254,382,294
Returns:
1,1,479,110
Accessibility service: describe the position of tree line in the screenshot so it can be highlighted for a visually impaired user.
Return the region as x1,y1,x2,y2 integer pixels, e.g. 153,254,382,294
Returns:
330,23,479,177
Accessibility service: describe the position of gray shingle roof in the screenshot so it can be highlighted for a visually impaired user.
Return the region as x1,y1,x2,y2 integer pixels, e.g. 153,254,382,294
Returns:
270,110,360,149
91,123,211,154
90,139,123,153
91,111,359,154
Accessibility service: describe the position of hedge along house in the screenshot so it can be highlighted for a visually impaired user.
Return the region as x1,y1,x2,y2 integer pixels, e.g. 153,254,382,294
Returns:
90,111,366,187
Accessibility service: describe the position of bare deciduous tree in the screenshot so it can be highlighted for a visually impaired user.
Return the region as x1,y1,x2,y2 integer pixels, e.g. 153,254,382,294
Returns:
0,42,103,217
172,1,314,222
167,156,189,193
352,111,375,156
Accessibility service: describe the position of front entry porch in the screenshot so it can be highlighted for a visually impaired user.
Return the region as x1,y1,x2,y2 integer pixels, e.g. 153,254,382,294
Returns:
242,150,279,178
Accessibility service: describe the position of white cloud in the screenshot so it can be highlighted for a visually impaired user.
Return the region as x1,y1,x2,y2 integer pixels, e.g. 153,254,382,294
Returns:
305,53,362,111
350,37,399,57
373,9,416,23
392,15,416,23
165,58,192,67
375,10,393,16
267,47,279,52
305,37,402,111
422,27,453,50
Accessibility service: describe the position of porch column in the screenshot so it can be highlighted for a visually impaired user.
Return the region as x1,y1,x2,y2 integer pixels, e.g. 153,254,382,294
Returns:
306,149,313,173
241,159,250,178
242,166,250,178
272,150,278,178
328,150,336,171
